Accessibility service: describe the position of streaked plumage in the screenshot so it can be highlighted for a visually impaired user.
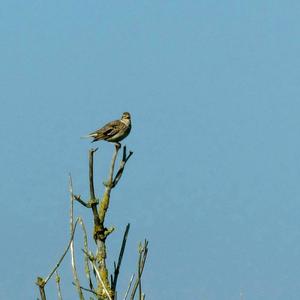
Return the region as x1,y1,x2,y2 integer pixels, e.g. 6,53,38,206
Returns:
83,112,131,143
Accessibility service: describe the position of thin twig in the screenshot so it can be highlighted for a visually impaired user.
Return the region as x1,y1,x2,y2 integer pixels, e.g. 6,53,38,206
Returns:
55,271,63,300
72,282,98,296
89,260,113,300
108,144,121,186
88,148,101,241
74,195,90,207
123,274,135,300
89,148,98,199
36,277,47,300
112,223,130,292
43,218,80,284
130,240,149,300
78,217,94,291
69,175,85,300
138,250,142,300
36,219,80,300
112,146,133,188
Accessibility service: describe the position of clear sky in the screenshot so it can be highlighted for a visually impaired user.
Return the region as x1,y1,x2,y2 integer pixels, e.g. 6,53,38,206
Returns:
1,1,300,299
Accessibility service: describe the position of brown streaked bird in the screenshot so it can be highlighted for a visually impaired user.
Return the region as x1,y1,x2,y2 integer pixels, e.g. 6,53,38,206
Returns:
82,112,132,144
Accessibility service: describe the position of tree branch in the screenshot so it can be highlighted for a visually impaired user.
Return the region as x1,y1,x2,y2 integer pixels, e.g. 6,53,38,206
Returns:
41,218,80,285
112,223,130,292
35,218,80,300
72,282,98,296
36,277,47,300
89,148,98,200
112,146,133,188
95,144,121,299
36,143,141,300
74,195,90,208
123,274,135,300
107,143,121,186
69,175,85,300
55,271,63,300
78,217,94,291
89,260,113,300
130,240,149,300
88,148,102,242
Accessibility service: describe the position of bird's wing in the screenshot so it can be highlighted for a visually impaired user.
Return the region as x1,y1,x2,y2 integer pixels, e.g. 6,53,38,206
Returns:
89,120,125,140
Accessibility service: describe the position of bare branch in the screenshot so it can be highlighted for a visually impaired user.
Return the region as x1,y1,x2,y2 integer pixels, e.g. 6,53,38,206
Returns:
55,271,63,300
89,260,113,300
74,195,90,208
112,224,130,292
35,218,80,300
72,282,98,296
89,148,98,200
78,217,94,291
123,274,135,300
130,240,149,300
36,277,47,300
42,218,80,285
94,144,125,298
88,148,101,241
107,143,121,186
36,143,142,300
69,175,85,300
112,146,133,188
138,252,142,300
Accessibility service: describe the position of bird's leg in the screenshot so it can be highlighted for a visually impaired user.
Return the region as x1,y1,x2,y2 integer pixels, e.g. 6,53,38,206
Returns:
115,142,121,149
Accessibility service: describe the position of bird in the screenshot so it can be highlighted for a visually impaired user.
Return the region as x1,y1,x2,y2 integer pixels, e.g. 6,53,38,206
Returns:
82,112,132,145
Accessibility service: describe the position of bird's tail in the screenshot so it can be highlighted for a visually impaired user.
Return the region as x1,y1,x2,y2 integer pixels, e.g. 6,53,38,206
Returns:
80,135,91,139
80,134,99,143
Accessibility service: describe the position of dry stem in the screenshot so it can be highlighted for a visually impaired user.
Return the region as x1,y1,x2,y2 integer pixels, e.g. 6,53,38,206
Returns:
69,175,85,300
112,223,130,293
55,271,63,300
130,240,149,300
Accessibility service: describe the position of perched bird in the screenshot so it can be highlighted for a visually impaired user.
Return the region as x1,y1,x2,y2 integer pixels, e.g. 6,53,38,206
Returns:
83,112,131,144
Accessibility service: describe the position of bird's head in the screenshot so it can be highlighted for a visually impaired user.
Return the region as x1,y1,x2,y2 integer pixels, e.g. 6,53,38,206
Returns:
121,112,131,120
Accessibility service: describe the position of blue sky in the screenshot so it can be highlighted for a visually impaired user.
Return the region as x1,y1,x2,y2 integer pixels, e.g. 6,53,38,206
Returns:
1,1,300,299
